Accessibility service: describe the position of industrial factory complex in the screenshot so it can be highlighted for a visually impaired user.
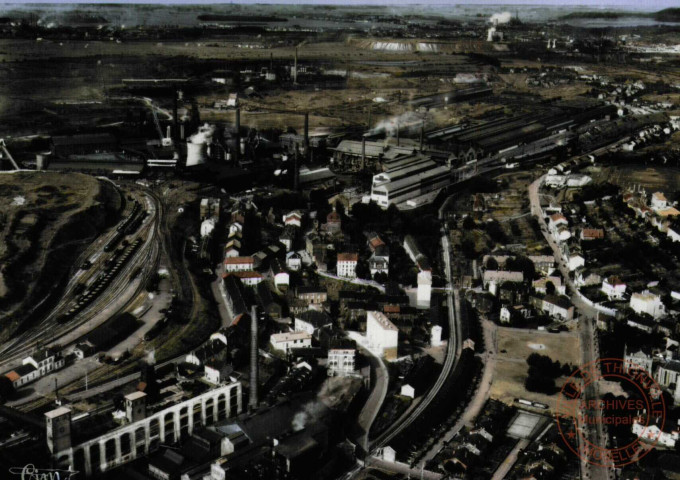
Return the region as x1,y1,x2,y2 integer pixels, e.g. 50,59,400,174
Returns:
2,3,680,480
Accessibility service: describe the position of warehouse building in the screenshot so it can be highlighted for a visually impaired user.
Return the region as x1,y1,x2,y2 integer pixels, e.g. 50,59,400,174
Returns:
370,153,451,208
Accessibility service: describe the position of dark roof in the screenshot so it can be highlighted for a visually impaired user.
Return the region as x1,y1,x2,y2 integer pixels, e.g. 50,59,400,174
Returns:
297,310,333,328
13,364,37,376
543,295,573,310
297,286,326,295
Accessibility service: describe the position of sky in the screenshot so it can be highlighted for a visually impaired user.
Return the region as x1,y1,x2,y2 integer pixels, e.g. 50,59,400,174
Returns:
0,0,674,7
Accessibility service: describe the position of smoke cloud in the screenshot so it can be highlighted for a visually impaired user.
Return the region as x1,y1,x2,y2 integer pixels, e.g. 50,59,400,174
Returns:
490,12,512,25
369,111,427,137
291,401,326,432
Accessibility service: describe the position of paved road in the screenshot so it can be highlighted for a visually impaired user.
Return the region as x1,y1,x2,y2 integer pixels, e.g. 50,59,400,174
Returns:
529,175,612,480
356,347,389,452
491,438,530,480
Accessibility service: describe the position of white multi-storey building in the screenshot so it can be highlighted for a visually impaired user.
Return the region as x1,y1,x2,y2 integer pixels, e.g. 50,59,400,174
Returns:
327,349,356,377
366,311,399,360
630,290,666,319
337,253,358,278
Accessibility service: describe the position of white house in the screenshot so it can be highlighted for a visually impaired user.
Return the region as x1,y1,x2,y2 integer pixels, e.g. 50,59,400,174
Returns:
602,276,626,300
400,384,416,399
632,419,678,448
500,307,511,324
630,290,666,319
286,252,302,271
282,211,302,228
623,347,653,374
668,227,680,243
539,295,574,321
651,192,669,211
228,271,263,287
656,360,680,388
224,256,255,272
337,253,358,278
548,214,570,242
270,331,312,353
200,218,216,237
568,253,585,272
327,349,356,377
366,311,399,360
430,325,443,347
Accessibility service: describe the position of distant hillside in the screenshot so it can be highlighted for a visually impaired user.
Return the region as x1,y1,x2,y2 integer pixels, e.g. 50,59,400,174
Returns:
197,14,287,22
560,11,644,20
655,8,680,21
561,8,680,22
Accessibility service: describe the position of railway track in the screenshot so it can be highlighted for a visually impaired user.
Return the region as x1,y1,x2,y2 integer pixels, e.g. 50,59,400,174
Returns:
0,187,162,370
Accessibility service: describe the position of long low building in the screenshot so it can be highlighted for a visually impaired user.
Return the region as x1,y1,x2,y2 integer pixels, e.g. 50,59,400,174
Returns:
370,153,451,208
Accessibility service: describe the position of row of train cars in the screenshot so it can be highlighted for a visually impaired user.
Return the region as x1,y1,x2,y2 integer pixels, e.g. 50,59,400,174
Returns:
57,201,148,324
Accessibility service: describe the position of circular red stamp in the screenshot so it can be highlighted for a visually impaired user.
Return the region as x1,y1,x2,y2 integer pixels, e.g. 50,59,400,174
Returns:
556,357,666,468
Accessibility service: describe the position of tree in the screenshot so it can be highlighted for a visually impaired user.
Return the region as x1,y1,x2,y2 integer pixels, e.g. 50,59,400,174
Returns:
463,216,475,230
545,280,556,296
355,258,371,280
0,376,14,401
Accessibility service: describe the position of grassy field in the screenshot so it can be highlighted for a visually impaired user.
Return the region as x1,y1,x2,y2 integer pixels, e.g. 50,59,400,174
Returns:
0,172,120,338
490,327,581,412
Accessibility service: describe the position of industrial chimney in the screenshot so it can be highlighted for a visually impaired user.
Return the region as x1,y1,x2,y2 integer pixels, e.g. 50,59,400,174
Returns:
361,136,366,171
304,112,309,157
249,305,259,411
294,47,298,84
234,108,241,163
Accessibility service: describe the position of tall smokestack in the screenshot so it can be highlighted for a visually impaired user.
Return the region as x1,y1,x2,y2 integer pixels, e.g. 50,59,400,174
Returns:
396,120,400,146
270,52,273,71
249,305,259,411
294,150,299,190
294,47,298,84
235,108,241,163
304,112,309,158
173,88,179,142
420,121,425,151
361,137,366,170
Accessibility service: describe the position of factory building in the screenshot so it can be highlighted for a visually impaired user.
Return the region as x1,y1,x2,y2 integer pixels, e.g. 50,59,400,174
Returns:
45,382,243,477
370,153,451,209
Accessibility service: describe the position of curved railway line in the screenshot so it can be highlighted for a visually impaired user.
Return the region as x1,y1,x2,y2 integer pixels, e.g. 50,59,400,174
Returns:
0,186,162,371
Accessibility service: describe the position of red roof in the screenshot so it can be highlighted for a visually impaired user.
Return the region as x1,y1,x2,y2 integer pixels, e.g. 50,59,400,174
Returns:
383,305,400,314
224,256,254,265
5,371,19,382
337,253,358,262
582,228,604,239
550,213,567,222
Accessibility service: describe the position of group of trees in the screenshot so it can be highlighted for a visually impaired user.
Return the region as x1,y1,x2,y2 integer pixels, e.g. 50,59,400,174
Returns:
525,353,574,395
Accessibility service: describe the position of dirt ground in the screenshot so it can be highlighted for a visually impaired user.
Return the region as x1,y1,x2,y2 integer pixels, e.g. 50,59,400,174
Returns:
490,327,581,412
597,165,680,193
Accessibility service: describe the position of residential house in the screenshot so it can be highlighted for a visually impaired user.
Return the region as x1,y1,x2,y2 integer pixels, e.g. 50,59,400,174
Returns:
282,211,303,228
580,228,605,241
224,256,255,273
630,290,666,319
286,252,302,271
270,332,312,354
536,295,574,321
602,276,626,300
532,276,565,295
296,286,328,306
295,310,333,337
337,253,358,278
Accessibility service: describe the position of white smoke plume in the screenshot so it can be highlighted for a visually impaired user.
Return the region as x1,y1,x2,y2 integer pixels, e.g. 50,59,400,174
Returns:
489,12,512,25
369,111,427,137
291,401,326,432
